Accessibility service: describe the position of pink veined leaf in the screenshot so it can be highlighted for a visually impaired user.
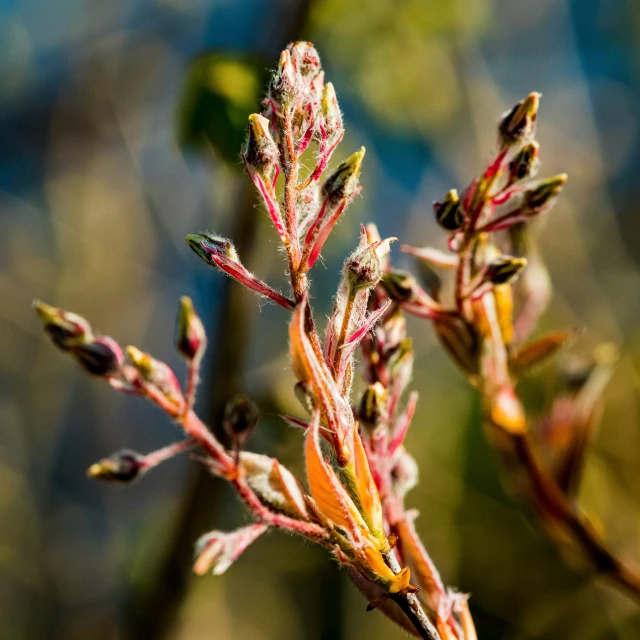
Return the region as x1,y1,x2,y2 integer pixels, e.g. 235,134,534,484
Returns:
336,300,391,384
302,198,329,248
209,252,295,310
244,163,288,242
306,195,353,269
388,391,418,457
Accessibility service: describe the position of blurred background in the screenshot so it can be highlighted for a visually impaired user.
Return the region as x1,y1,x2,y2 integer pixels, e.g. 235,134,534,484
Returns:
2,0,640,638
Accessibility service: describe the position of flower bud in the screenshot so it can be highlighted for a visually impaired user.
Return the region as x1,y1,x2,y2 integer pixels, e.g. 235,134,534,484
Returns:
380,271,417,302
33,300,93,349
87,449,146,483
498,92,540,147
433,189,463,231
185,233,239,266
176,296,207,362
126,346,183,405
345,244,383,292
485,256,527,285
358,383,388,432
524,174,568,210
287,41,321,79
243,113,279,174
321,147,365,205
73,336,124,376
509,141,540,181
269,49,298,108
34,301,123,377
223,394,260,451
321,82,343,141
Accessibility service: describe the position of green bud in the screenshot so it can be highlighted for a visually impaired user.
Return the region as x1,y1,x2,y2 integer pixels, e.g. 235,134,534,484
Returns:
321,82,343,140
498,92,540,147
509,141,540,181
321,147,365,205
243,113,279,173
485,256,528,285
434,189,463,231
185,233,239,266
524,174,567,210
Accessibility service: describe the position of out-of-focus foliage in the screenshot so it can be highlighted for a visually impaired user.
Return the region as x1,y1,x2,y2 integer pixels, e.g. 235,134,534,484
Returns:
311,0,492,136
178,54,270,164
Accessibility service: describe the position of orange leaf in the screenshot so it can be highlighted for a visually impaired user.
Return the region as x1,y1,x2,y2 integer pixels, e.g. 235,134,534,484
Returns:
305,412,366,534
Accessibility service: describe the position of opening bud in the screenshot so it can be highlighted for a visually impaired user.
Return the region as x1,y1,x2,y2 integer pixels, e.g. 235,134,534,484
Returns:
243,114,279,175
498,92,540,147
34,300,93,349
176,296,207,362
358,383,388,432
524,174,568,210
485,256,528,286
185,233,239,267
509,141,540,181
223,394,260,451
269,48,298,109
345,243,384,292
433,189,463,231
126,346,183,405
321,147,365,206
87,449,146,484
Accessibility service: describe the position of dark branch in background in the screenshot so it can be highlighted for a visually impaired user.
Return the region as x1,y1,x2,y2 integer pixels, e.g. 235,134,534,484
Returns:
121,2,319,638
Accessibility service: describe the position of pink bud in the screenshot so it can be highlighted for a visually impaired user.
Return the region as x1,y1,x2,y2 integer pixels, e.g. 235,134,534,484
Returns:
176,296,207,362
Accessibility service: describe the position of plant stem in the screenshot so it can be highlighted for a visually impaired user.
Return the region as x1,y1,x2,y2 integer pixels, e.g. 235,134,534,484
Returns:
383,549,441,640
502,427,640,600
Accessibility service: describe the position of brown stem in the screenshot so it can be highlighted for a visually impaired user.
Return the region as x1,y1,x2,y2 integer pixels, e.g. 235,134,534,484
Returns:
383,549,441,640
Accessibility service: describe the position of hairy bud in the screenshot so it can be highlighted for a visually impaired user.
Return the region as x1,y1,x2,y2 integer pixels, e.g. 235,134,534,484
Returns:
87,449,146,483
269,48,298,108
498,92,540,147
321,147,365,205
346,245,383,292
485,256,528,285
321,82,343,141
288,41,321,79
434,189,463,231
243,114,279,174
176,296,207,362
